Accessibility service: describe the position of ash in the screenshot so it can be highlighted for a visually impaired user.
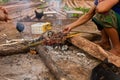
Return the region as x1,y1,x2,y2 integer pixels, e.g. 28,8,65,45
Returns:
45,45,99,70
0,53,55,80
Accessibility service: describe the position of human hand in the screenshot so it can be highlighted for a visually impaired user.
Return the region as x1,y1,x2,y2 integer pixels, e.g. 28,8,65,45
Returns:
63,26,72,34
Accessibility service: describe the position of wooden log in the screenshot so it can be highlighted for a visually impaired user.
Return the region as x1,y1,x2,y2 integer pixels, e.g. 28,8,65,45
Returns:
70,35,120,67
69,31,101,41
0,32,100,56
0,42,29,56
36,45,72,80
0,39,43,56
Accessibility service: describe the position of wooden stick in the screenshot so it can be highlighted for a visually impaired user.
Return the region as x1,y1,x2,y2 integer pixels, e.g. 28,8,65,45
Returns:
0,39,43,56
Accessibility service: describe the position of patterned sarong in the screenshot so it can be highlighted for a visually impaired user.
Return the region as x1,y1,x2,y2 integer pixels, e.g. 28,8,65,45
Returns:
92,10,120,35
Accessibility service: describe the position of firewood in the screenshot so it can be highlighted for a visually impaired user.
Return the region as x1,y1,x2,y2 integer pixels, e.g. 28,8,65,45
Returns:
0,42,29,56
70,35,120,67
0,39,43,56
0,31,100,56
36,45,72,80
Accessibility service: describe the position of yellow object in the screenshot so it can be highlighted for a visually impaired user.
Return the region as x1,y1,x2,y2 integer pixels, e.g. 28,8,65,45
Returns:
66,32,80,38
42,22,52,32
31,22,52,34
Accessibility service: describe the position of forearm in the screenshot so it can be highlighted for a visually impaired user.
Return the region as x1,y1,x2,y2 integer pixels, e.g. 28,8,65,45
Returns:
67,6,96,30
68,13,94,29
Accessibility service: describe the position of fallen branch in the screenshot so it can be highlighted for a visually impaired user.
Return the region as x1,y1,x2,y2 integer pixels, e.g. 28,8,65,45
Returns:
0,39,43,56
0,42,29,56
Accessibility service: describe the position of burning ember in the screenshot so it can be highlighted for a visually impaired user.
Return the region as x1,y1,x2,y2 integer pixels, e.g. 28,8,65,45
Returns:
32,30,68,50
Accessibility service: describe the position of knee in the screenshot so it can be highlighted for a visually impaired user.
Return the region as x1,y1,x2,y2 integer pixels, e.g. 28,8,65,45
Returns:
96,6,108,13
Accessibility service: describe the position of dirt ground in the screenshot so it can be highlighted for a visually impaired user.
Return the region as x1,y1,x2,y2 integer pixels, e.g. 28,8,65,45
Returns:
0,0,105,79
0,18,100,80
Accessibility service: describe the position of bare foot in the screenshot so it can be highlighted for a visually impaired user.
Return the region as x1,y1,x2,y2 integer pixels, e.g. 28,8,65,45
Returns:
110,48,120,57
94,41,111,50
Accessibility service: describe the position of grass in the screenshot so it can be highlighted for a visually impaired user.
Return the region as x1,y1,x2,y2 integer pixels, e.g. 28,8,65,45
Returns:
63,6,90,17
74,7,90,14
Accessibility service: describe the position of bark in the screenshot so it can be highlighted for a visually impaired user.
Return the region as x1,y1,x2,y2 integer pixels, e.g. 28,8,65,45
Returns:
0,32,99,56
0,42,29,56
0,39,43,56
70,35,120,67
36,45,72,80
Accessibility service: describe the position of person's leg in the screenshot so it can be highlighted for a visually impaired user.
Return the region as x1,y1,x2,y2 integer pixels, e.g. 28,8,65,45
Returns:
97,29,111,50
104,27,120,56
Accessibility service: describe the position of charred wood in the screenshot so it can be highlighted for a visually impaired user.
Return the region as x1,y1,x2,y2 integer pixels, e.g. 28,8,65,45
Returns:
0,42,29,56
0,39,43,56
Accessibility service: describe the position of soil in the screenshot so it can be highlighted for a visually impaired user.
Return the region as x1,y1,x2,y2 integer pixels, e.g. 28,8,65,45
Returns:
0,18,100,80
0,1,101,80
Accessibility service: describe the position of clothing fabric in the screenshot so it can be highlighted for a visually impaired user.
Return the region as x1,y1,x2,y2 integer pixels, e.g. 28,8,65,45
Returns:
92,10,120,35
94,0,98,5
112,4,120,15
115,12,120,34
93,0,120,36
